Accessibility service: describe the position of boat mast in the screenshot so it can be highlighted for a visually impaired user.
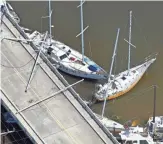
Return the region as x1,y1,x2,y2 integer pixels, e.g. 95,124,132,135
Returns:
101,28,120,119
128,11,132,74
76,0,89,62
49,0,52,43
152,85,157,139
80,0,84,62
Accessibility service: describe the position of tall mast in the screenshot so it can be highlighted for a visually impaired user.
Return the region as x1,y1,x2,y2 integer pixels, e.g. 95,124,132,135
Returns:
152,85,156,139
101,28,120,119
49,0,52,43
25,32,48,92
128,11,132,74
76,0,89,62
80,0,84,62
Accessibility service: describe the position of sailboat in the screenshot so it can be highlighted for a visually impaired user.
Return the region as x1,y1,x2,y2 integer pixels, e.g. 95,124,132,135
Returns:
147,116,163,133
94,11,157,101
117,126,163,144
92,28,122,132
27,0,107,80
94,113,124,132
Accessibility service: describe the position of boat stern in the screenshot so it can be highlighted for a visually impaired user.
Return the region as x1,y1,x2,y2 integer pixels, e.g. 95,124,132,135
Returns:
94,88,107,101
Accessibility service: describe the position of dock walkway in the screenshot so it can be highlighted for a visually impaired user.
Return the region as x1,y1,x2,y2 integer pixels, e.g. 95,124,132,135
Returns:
0,3,118,144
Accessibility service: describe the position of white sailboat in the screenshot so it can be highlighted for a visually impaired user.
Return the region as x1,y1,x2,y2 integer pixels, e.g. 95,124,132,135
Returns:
94,28,122,132
118,126,163,144
27,0,107,80
94,113,124,132
94,11,157,101
147,116,163,135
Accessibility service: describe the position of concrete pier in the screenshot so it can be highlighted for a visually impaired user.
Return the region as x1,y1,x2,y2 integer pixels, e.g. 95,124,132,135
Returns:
0,2,119,144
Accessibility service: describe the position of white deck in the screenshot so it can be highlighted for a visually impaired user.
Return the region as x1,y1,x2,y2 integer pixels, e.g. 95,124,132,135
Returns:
119,127,163,144
95,58,156,100
148,116,163,132
29,31,107,79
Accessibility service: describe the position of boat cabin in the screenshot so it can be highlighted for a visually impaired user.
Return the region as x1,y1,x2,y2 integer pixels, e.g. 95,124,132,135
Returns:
147,116,163,133
118,127,155,144
118,133,154,144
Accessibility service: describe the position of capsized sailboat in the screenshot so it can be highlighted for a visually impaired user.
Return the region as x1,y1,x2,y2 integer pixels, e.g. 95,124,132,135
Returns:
26,0,107,80
94,11,157,101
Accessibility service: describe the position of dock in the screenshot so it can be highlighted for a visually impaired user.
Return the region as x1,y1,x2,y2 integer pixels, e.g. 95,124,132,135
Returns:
0,3,119,144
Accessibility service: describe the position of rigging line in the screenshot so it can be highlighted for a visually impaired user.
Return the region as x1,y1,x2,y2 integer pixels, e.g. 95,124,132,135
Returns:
120,55,124,72
37,39,106,72
33,36,95,67
155,85,163,93
121,85,154,100
1,51,79,144
89,41,93,58
122,18,128,42
0,53,37,69
132,14,149,49
125,85,154,102
113,47,117,76
126,87,154,103
118,18,128,72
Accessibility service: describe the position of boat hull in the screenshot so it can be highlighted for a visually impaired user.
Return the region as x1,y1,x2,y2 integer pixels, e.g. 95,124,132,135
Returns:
107,73,143,100
28,31,107,80
58,64,107,80
96,74,143,101
95,58,156,101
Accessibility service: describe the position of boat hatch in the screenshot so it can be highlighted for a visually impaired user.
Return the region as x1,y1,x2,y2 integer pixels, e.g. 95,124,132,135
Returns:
139,140,149,144
125,140,149,144
111,82,117,89
59,49,71,60
88,65,98,72
47,47,53,55
125,140,137,144
132,70,136,73
60,54,67,60
66,50,71,56
121,76,126,80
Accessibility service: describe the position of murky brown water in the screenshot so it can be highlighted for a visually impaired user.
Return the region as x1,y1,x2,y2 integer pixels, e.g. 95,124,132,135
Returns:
10,1,163,124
